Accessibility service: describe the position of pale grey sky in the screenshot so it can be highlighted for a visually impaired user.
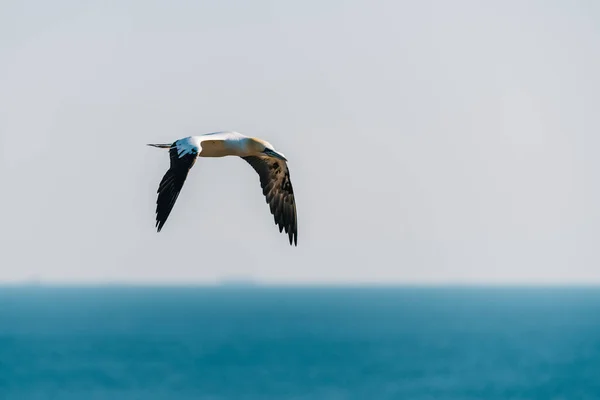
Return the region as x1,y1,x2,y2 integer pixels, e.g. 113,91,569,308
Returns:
1,0,599,284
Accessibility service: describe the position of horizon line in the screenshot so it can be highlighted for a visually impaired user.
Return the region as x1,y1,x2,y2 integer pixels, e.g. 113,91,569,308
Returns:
1,281,600,288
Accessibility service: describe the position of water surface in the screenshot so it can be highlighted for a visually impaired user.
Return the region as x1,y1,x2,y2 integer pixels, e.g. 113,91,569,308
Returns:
0,286,599,399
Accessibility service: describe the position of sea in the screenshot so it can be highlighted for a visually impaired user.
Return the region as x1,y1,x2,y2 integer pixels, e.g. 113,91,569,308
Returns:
0,286,599,400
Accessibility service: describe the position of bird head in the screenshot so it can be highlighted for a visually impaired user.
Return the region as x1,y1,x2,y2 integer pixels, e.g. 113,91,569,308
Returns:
248,138,287,161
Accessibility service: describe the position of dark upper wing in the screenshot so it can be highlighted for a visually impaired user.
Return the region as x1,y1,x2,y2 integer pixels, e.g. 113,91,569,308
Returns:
155,146,198,232
242,155,297,246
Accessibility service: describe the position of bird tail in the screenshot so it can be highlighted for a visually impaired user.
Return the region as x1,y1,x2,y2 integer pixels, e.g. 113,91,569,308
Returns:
147,143,171,149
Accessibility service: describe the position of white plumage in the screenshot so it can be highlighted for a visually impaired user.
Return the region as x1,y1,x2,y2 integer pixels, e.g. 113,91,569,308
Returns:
148,131,298,246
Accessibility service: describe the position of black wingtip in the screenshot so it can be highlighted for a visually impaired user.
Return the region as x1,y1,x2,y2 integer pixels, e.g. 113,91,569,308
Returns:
289,233,297,246
156,217,166,232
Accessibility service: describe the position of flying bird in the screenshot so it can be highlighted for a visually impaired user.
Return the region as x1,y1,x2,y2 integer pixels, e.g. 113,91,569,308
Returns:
147,131,297,246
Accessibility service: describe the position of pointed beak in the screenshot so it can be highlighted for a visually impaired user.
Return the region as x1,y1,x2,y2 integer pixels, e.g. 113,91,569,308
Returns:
263,149,287,161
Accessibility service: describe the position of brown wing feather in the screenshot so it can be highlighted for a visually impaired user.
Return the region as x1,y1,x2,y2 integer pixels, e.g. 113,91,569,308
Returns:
242,155,298,246
155,146,198,232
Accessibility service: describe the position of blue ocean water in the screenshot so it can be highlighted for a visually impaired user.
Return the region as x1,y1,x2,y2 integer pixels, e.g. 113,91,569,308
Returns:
0,286,599,400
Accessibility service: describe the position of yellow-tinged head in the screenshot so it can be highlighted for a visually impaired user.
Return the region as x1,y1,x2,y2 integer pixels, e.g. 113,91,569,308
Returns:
247,137,287,161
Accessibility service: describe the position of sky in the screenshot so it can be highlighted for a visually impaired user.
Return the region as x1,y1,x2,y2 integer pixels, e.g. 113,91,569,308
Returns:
1,0,599,284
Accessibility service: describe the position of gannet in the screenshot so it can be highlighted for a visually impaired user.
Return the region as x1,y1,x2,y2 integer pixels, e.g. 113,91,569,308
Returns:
147,131,298,246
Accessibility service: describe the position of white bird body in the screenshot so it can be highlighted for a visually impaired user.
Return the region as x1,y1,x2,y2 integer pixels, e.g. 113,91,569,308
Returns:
148,131,297,246
173,132,241,157
164,131,285,158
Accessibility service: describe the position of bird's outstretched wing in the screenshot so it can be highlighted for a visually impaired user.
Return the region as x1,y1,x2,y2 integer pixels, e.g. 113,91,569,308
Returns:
242,155,297,246
155,145,198,232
